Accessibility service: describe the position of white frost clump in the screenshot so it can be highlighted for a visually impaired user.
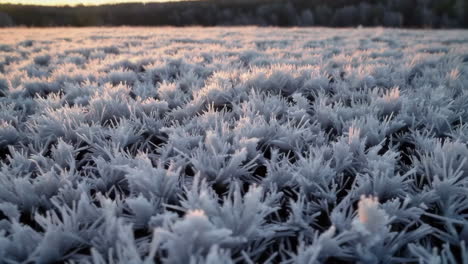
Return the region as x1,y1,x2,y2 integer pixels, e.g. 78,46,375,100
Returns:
352,195,391,246
378,87,402,115
0,121,19,147
156,209,238,264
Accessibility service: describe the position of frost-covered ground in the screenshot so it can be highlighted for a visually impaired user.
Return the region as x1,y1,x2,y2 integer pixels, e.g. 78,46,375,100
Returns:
0,27,468,263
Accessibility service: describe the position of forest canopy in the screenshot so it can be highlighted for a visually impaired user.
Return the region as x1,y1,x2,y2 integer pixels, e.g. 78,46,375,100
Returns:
0,0,467,28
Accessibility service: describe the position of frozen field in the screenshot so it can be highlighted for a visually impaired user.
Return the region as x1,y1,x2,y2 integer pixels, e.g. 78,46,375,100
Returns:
0,27,468,263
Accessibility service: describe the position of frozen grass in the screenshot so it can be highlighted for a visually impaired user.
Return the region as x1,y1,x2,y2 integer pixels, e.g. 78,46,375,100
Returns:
0,27,468,263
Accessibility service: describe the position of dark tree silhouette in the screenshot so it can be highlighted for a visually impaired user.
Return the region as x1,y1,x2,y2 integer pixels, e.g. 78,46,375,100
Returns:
0,0,466,28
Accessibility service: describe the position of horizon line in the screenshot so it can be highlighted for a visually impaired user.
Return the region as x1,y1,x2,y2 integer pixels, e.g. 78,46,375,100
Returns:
0,0,189,7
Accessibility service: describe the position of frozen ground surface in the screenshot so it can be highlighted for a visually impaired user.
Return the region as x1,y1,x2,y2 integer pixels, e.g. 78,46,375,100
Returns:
0,27,468,263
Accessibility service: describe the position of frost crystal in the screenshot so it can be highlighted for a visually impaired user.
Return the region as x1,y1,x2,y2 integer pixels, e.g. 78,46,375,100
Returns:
353,195,390,238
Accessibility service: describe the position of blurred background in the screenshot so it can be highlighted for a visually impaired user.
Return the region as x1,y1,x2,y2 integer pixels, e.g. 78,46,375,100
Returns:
0,0,466,28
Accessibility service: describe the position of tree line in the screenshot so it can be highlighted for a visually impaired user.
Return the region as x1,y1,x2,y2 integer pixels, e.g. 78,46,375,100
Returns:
0,0,466,28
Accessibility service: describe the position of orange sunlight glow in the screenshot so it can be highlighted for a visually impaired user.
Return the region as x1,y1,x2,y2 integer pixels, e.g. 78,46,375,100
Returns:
1,0,184,6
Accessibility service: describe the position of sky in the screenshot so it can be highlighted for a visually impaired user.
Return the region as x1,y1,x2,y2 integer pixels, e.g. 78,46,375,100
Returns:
1,0,184,6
